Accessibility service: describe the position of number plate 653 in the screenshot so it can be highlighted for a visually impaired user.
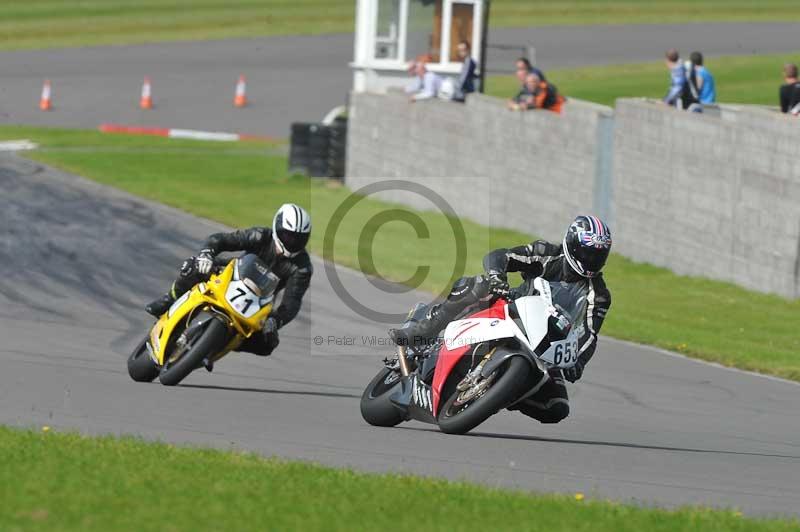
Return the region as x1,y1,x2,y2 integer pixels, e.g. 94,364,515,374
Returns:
540,338,580,368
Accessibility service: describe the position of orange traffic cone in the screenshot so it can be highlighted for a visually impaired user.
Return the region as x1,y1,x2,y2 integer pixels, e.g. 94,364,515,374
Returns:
140,76,153,110
234,75,247,108
39,80,52,111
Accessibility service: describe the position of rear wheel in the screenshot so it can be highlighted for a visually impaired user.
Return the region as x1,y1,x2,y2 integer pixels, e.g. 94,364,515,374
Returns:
360,366,405,427
438,356,530,435
159,317,228,386
127,336,159,382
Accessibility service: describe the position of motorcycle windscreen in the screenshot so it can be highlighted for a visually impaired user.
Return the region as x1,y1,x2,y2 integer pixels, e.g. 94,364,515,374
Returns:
537,281,589,368
548,281,589,329
507,296,550,350
235,254,280,297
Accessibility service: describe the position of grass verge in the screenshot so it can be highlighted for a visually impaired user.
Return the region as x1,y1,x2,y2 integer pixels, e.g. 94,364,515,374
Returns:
1,426,797,531
1,125,798,380
487,50,800,108
1,1,800,51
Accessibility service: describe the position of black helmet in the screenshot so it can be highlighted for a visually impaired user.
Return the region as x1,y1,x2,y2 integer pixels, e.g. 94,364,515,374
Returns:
272,203,312,257
563,215,612,278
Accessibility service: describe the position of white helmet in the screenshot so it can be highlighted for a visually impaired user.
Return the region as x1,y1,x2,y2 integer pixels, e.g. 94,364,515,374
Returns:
272,203,312,257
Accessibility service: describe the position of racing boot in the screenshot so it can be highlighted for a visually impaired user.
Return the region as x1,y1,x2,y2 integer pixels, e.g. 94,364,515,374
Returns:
145,293,175,317
389,303,449,347
146,276,194,317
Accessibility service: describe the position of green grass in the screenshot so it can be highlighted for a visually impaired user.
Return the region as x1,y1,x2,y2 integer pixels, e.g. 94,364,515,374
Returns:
1,125,799,380
1,426,797,532
1,1,800,51
487,51,800,108
488,0,800,26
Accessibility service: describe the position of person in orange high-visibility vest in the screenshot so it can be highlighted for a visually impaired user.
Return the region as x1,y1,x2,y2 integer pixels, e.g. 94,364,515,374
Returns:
509,72,565,113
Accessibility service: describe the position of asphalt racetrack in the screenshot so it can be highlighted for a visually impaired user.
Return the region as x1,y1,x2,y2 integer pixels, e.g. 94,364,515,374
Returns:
1,22,800,136
1,154,799,517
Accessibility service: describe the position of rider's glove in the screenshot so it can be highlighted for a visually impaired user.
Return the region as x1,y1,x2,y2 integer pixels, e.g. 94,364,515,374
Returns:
562,360,585,383
195,249,215,275
486,270,510,297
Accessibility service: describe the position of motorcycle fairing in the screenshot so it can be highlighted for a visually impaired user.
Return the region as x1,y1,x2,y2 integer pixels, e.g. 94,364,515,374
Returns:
389,375,437,424
442,317,517,351
508,295,550,351
148,258,274,366
432,300,507,414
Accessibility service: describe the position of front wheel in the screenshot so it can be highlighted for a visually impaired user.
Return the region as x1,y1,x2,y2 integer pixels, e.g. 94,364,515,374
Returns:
360,366,405,427
159,317,228,386
438,356,530,435
127,336,159,382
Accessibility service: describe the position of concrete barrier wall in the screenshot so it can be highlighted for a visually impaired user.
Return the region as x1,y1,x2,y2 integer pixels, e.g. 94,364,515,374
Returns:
346,91,614,243
613,99,800,298
346,92,800,298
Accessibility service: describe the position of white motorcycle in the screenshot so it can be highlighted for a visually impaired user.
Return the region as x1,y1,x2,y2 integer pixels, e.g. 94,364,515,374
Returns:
360,277,588,434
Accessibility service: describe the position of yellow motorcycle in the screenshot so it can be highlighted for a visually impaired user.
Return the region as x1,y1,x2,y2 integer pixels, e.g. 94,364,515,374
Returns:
127,254,280,386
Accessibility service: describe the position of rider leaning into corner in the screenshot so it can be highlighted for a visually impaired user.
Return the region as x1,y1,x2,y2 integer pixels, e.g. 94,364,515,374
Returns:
390,215,612,425
145,203,313,358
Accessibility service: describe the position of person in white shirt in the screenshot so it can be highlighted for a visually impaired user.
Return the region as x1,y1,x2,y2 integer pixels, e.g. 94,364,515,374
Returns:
405,59,442,102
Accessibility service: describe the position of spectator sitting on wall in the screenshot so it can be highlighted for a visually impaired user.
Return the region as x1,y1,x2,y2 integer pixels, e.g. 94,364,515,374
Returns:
690,51,716,105
663,48,684,107
453,40,478,102
779,63,800,115
663,48,698,110
507,58,547,109
405,57,442,102
516,57,546,82
509,72,565,113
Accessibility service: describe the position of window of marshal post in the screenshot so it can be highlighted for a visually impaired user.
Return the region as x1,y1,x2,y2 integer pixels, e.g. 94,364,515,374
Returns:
374,0,401,60
406,0,439,62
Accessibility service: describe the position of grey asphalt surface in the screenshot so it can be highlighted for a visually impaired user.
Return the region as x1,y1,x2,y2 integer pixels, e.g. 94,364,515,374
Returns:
1,22,799,136
1,154,799,517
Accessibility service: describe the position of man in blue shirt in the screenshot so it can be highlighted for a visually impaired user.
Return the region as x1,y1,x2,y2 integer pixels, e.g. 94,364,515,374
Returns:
690,51,716,104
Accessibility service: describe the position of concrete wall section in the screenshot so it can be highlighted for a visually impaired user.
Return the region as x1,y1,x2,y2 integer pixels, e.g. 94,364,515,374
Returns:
613,99,800,298
346,91,613,243
347,92,800,298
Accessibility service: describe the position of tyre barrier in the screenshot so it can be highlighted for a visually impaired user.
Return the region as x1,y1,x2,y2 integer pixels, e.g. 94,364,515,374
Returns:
289,119,346,179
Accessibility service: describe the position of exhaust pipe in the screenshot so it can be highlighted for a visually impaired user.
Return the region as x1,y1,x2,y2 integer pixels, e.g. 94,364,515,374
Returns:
397,345,411,377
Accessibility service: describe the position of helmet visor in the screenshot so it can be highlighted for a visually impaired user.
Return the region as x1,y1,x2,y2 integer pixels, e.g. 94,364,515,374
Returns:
573,244,609,277
277,228,310,253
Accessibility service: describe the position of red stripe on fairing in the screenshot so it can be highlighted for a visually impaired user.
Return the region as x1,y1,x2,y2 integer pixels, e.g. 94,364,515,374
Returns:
453,321,479,341
431,299,508,414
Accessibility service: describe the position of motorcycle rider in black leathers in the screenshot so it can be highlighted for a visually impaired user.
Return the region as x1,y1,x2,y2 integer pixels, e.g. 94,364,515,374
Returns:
391,215,612,424
145,203,313,359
